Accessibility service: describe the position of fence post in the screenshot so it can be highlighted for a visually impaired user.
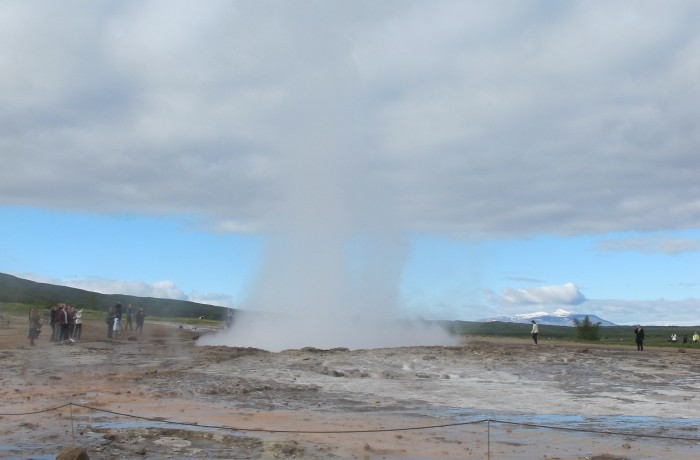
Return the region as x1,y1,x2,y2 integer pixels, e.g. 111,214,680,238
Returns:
487,418,490,459
70,403,75,446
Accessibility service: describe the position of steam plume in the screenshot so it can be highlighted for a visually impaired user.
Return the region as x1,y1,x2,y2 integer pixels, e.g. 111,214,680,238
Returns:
199,64,457,351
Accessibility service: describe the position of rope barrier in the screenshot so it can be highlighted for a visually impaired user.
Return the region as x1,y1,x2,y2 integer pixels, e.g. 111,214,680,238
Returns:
70,403,489,434
488,419,700,443
2,402,698,443
0,403,72,416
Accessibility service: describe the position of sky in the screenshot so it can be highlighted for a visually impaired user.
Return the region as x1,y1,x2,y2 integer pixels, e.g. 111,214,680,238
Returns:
1,0,699,330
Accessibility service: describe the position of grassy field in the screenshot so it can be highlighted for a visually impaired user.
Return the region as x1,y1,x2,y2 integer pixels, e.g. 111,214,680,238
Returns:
0,303,222,327
3,302,698,349
447,320,700,349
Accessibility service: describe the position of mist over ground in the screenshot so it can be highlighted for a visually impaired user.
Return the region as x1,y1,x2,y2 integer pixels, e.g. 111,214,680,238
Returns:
198,311,458,352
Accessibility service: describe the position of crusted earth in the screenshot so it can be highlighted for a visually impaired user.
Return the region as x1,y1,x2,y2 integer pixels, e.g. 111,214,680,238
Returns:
1,314,699,459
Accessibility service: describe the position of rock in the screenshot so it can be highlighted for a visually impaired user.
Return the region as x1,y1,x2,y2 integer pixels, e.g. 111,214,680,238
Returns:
271,441,304,457
56,446,90,460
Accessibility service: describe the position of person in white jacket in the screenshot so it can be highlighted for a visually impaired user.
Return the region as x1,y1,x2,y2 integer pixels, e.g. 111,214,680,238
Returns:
530,320,539,345
113,315,121,339
72,309,83,340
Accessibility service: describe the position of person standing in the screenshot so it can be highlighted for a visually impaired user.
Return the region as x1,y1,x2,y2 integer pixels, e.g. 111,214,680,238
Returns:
68,306,76,341
530,320,539,345
28,308,43,346
113,314,121,339
135,307,145,334
115,303,123,329
73,308,83,339
57,304,70,342
126,304,134,331
634,325,645,351
49,305,58,342
106,307,115,339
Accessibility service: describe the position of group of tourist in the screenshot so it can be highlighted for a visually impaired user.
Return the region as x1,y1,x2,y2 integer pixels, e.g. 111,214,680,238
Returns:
669,332,700,344
26,302,147,346
26,303,85,345
105,303,145,339
46,303,84,343
636,326,700,350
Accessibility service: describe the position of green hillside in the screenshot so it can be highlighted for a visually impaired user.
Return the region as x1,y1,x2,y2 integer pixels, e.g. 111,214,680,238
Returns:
0,272,228,320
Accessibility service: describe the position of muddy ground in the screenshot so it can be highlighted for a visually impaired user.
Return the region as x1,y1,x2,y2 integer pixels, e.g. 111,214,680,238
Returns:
1,313,699,459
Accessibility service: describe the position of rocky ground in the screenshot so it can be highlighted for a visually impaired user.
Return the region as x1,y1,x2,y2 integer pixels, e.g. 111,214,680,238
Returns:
1,313,699,459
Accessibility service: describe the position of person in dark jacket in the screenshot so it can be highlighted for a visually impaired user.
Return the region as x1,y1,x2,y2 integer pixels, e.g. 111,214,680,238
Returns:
28,308,43,346
115,303,123,325
634,325,645,351
135,308,145,334
126,304,134,331
106,307,116,339
49,305,58,342
57,304,70,341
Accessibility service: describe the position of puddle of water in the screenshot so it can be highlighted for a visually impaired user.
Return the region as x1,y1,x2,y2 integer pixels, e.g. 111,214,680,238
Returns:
82,415,251,439
444,408,700,441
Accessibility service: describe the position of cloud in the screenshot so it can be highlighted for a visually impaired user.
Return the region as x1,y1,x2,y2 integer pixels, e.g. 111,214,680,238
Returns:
596,237,700,255
0,1,699,239
483,284,699,326
187,292,235,308
583,298,700,327
494,282,587,306
505,276,546,283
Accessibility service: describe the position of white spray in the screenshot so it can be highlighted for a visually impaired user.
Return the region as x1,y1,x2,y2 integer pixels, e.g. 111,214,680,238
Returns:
199,57,457,351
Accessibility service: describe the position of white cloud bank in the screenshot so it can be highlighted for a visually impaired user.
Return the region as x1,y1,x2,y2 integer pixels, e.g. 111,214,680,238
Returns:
1,1,699,238
487,282,586,306
583,298,700,327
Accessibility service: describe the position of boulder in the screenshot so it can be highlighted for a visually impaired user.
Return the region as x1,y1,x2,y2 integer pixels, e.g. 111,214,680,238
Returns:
56,446,90,460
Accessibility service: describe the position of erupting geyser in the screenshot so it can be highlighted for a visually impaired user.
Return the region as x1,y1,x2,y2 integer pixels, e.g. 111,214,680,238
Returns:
198,69,457,351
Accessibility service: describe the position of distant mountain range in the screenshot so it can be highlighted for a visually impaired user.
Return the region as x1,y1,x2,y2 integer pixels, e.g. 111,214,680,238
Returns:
480,309,618,327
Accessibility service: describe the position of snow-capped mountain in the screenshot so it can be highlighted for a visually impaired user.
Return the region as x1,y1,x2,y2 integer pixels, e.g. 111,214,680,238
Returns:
480,309,617,327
